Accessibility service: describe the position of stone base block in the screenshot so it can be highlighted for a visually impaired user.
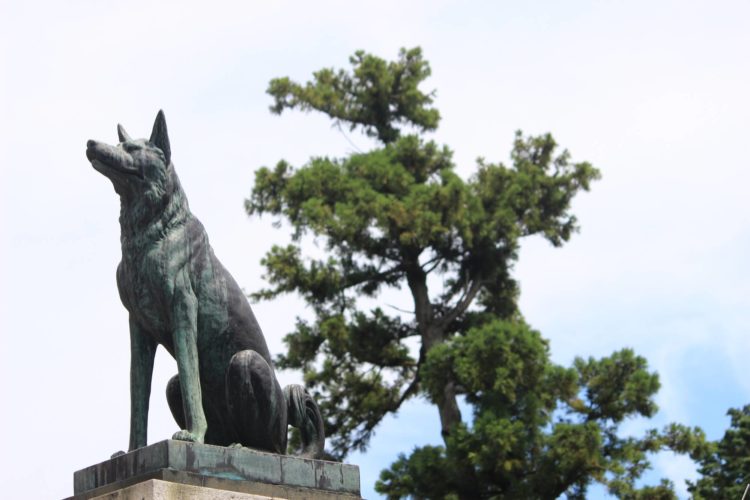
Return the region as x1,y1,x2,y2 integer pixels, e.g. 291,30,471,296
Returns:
89,479,271,499
65,440,361,500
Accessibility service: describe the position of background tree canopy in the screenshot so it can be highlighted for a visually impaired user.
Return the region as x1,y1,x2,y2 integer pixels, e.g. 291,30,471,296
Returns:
247,47,707,498
687,405,750,499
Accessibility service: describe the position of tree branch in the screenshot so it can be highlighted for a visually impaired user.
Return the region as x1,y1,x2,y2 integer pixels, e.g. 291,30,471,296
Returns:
342,263,403,291
420,255,442,274
345,370,420,454
386,303,415,315
395,367,422,409
438,278,484,328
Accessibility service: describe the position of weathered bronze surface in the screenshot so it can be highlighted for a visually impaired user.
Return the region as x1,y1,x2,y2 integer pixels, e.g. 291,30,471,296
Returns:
69,440,360,500
86,111,324,457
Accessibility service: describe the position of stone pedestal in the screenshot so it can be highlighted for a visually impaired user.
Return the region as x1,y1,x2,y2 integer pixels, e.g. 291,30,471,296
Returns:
65,440,361,500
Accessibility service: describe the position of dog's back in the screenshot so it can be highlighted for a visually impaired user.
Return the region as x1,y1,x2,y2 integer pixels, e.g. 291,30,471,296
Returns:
184,217,275,366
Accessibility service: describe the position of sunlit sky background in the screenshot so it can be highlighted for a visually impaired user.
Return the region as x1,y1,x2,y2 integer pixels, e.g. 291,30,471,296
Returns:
1,1,749,498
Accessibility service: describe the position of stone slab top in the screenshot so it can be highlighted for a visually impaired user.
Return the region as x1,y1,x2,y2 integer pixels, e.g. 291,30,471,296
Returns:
73,440,360,496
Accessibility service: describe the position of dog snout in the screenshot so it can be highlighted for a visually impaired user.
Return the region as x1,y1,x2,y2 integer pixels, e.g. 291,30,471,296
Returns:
86,140,97,160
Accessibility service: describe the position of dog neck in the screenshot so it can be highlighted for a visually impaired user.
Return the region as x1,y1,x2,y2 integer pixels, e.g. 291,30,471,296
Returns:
119,167,192,250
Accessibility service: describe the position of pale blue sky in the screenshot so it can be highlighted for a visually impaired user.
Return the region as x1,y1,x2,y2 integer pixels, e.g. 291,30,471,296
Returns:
1,1,749,498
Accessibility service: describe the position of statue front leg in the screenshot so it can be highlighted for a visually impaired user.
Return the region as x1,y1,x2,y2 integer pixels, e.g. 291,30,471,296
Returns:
171,271,207,443
128,317,156,452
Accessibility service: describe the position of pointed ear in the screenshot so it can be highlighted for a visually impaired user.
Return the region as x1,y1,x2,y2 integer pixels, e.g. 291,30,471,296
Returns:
149,109,171,164
117,123,132,143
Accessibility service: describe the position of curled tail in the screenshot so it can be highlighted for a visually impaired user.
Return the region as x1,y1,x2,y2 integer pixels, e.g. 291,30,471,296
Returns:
284,384,325,458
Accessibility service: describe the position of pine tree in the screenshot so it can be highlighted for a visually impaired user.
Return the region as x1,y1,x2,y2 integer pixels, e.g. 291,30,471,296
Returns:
247,47,704,498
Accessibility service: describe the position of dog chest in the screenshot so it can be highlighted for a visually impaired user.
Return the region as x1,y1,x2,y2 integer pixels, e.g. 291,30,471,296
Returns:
117,247,178,340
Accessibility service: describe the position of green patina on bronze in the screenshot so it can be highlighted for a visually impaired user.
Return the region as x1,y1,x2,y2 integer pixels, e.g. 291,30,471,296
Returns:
86,111,324,458
71,440,360,499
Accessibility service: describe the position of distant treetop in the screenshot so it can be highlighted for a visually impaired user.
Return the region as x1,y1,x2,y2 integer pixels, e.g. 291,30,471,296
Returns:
267,47,440,144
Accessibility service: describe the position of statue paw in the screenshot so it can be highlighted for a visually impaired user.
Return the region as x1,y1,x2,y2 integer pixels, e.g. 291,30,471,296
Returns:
110,450,126,459
228,442,243,449
172,429,202,442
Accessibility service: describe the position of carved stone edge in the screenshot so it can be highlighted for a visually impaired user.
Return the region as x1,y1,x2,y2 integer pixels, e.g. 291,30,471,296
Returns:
71,440,360,497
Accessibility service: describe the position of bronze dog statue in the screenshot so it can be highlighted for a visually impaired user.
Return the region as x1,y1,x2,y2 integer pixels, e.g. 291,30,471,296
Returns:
86,110,324,457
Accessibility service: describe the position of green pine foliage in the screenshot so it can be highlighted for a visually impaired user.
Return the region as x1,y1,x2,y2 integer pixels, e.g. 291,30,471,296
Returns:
377,321,706,498
268,48,439,144
687,406,750,499
247,47,706,498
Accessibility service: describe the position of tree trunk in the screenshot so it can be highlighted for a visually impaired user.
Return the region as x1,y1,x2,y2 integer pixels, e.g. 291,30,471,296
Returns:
437,380,463,439
406,262,463,442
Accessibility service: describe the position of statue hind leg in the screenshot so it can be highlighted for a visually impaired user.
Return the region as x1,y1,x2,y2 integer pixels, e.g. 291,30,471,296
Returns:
166,375,235,446
166,375,187,432
225,350,288,453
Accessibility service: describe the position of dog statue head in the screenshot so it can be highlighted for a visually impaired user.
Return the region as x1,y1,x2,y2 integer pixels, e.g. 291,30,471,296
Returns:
87,110,184,225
